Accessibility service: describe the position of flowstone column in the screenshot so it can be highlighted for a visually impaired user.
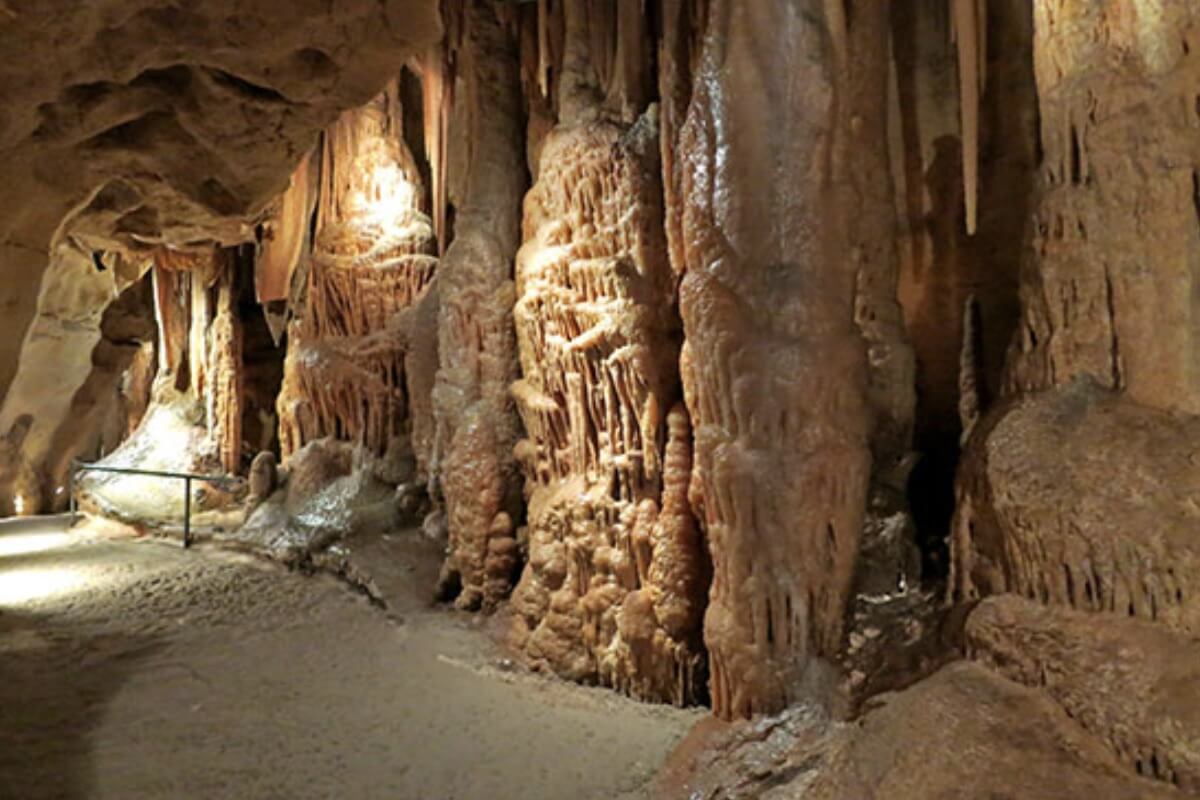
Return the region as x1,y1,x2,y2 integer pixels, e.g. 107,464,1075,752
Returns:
508,0,707,706
431,1,528,612
677,0,889,718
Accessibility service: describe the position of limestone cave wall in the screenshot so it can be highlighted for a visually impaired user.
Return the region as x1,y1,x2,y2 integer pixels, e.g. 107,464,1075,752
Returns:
7,5,1200,793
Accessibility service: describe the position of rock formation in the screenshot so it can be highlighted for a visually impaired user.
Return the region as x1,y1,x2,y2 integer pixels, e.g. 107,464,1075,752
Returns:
967,594,1200,791
7,1,1200,795
677,0,906,718
276,89,437,460
507,0,706,706
0,0,441,515
429,0,527,612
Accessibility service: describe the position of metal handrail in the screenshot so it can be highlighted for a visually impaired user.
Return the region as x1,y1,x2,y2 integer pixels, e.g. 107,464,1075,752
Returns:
69,459,236,548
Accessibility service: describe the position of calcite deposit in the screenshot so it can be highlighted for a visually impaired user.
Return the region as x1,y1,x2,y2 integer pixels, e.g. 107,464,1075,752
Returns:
0,0,441,512
5,0,1200,795
276,90,437,460
677,0,896,718
952,381,1200,632
507,0,706,705
429,0,527,612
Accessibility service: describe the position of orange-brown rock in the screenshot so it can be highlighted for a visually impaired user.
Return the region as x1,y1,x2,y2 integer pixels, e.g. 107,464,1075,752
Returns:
277,90,437,460
1005,2,1200,413
657,661,1177,800
508,0,705,706
678,0,902,718
431,0,528,612
967,594,1200,792
952,381,1200,634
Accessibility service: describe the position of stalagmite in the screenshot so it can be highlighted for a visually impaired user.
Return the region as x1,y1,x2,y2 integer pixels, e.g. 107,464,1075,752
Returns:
508,0,705,705
677,0,896,718
430,0,528,612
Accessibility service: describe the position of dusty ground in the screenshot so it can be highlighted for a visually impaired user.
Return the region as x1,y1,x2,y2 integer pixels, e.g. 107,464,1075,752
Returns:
0,516,699,800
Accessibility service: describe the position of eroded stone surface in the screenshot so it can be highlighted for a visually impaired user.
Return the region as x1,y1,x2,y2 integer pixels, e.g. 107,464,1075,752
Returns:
967,594,1200,792
657,661,1175,800
952,381,1200,634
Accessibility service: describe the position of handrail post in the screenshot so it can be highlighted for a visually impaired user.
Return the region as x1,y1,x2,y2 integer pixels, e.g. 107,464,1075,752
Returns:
183,476,192,549
68,461,77,528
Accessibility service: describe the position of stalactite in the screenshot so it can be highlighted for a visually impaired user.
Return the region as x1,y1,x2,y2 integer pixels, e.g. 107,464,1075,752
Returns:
189,270,212,400
954,6,1200,650
951,0,983,235
256,151,317,304
209,266,243,474
419,16,459,258
151,256,190,380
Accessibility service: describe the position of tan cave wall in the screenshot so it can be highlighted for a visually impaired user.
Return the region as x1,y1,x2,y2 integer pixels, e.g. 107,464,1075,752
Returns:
0,0,441,443
952,2,1200,637
1005,0,1200,412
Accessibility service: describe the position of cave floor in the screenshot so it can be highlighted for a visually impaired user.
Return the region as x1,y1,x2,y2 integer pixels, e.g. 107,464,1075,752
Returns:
0,516,699,800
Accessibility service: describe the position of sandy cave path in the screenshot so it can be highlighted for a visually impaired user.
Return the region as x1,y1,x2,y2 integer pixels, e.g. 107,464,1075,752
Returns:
0,516,700,800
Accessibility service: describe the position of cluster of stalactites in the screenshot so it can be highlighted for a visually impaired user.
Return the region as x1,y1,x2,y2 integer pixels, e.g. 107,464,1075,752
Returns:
150,247,243,473
275,87,436,461
506,53,706,702
525,0,656,126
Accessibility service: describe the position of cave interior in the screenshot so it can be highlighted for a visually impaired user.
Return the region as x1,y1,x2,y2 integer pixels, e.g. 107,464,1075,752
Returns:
1,1,1199,798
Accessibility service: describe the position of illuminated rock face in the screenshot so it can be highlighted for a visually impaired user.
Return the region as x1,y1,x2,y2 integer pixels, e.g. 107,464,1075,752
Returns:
509,118,706,702
0,0,440,513
12,10,1200,795
507,1,706,705
277,93,437,461
953,3,1200,630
